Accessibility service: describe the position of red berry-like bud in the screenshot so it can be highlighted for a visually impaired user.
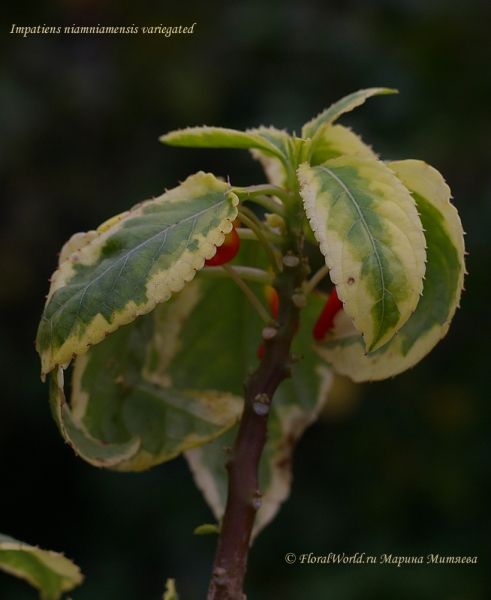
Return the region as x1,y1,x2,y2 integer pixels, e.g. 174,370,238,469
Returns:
313,287,344,341
205,224,240,266
264,285,279,318
257,286,300,360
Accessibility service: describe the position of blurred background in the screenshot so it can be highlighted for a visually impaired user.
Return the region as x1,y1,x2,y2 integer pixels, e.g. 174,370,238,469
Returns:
1,0,490,598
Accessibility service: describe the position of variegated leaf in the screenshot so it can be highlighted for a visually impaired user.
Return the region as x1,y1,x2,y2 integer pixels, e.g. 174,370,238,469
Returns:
301,87,397,140
307,124,377,166
298,154,427,352
36,172,238,378
314,160,465,381
249,126,293,159
299,124,377,245
160,126,288,161
185,292,333,540
249,126,293,188
0,534,83,600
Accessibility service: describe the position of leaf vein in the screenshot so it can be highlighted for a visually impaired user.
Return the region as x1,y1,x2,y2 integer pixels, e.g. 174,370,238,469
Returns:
47,197,229,338
319,165,388,339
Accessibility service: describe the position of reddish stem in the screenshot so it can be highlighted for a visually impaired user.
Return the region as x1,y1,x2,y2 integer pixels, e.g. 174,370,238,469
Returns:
207,252,305,600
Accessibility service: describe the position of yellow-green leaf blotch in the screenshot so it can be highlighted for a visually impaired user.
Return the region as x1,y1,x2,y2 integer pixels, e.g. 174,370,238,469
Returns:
298,153,427,352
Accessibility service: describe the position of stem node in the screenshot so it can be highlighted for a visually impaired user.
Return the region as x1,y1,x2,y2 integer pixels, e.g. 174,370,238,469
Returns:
252,401,270,416
282,254,300,268
261,326,277,340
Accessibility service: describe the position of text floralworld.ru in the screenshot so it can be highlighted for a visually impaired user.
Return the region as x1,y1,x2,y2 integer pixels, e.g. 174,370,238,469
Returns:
297,553,477,567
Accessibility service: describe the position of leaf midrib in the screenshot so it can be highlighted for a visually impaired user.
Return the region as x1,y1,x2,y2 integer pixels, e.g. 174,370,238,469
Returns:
319,165,390,343
43,197,229,347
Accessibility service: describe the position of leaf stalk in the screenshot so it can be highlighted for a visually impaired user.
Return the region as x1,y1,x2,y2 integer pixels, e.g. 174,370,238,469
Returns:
233,185,290,215
237,207,283,275
220,264,271,323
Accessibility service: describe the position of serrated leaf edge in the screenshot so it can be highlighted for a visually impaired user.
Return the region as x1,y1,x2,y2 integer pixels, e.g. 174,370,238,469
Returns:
38,173,238,378
298,155,427,351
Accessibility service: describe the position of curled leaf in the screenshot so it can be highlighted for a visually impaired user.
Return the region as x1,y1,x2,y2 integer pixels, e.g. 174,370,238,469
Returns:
50,366,141,468
51,281,244,471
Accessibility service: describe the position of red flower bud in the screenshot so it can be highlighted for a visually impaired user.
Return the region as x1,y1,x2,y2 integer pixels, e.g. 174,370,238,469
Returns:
205,223,240,266
313,287,344,341
257,285,299,360
264,285,279,318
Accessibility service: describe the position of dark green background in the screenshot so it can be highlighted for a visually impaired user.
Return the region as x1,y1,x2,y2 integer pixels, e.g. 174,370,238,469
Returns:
1,1,490,598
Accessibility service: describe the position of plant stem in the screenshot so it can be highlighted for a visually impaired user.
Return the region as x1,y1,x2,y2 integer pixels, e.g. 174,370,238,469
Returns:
207,210,306,600
242,194,286,216
236,225,284,246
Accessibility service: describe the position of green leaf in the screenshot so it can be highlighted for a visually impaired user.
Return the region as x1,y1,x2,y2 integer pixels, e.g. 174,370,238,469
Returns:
314,160,465,381
185,292,333,540
301,87,398,140
193,523,221,535
36,172,238,378
155,240,268,395
298,154,427,352
163,578,179,600
0,534,83,600
160,125,288,161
